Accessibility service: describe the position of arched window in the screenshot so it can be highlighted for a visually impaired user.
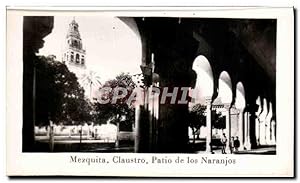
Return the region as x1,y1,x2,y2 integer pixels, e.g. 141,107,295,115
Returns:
74,40,78,47
76,54,80,63
81,58,85,65
70,54,74,62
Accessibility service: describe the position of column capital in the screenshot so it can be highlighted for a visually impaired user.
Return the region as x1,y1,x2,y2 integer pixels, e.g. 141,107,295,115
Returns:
224,103,231,109
237,107,245,114
205,97,212,104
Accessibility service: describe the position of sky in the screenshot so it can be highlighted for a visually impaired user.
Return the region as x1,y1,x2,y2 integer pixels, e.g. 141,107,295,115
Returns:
39,16,237,104
39,16,142,83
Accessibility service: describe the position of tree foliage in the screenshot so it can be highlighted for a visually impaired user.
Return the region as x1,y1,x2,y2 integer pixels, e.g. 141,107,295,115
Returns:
188,104,225,143
93,73,135,128
212,110,225,129
189,104,206,142
80,70,102,99
189,104,206,128
35,55,92,125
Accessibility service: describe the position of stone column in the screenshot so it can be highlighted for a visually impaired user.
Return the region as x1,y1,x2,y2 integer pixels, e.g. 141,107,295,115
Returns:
260,118,266,145
244,112,247,148
255,118,260,146
249,112,258,149
205,98,212,153
265,119,271,145
244,112,251,150
263,120,267,146
265,103,273,145
148,86,153,151
133,86,145,153
134,105,141,153
255,98,262,146
152,85,160,152
23,16,54,152
224,104,231,153
238,109,244,151
259,99,268,145
148,84,160,152
270,120,276,145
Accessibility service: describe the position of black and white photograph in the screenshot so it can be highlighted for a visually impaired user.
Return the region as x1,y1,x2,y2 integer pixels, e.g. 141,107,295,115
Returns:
23,15,277,154
6,7,294,177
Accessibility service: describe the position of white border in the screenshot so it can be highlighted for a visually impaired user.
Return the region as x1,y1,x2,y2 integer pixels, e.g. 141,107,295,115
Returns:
6,7,294,177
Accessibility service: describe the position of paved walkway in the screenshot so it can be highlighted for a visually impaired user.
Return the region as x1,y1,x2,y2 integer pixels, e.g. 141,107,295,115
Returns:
35,136,276,154
234,146,276,155
196,146,276,155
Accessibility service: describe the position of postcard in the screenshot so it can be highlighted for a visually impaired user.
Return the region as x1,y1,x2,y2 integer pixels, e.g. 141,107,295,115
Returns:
6,7,294,177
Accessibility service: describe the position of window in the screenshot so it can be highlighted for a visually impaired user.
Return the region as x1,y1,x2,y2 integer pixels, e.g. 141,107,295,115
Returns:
81,58,85,65
70,54,74,62
76,54,80,63
74,40,78,47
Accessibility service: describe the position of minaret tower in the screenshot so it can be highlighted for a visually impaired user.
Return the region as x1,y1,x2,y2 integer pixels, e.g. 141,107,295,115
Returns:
62,17,86,76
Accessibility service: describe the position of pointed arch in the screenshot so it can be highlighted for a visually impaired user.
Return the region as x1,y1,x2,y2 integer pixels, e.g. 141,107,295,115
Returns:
235,81,246,109
266,102,273,121
256,96,262,115
191,55,214,104
218,71,233,104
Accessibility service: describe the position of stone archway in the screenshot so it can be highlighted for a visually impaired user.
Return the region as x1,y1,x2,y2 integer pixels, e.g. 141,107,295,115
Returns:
23,16,54,151
192,55,214,153
218,71,233,152
22,16,277,153
192,55,214,103
235,81,246,150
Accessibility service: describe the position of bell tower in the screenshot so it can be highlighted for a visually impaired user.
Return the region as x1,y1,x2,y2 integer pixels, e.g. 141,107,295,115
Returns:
62,17,86,75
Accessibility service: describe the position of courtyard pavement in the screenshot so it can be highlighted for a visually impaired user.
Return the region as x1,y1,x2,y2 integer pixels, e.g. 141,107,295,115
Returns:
196,146,276,155
34,136,276,154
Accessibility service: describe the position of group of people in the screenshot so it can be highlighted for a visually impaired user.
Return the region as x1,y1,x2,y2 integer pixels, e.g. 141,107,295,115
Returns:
221,133,240,154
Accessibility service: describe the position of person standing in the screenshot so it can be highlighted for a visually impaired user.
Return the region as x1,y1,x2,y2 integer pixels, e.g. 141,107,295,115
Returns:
221,133,227,154
234,136,240,152
230,136,235,154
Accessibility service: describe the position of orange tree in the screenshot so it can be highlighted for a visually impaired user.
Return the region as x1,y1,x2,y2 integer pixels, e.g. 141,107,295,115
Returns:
35,55,92,126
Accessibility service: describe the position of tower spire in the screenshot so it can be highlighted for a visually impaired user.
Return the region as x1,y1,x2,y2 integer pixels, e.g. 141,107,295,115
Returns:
62,18,86,70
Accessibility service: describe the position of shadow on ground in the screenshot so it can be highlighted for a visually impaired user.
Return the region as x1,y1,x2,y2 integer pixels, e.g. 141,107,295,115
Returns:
31,140,134,152
30,139,275,154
